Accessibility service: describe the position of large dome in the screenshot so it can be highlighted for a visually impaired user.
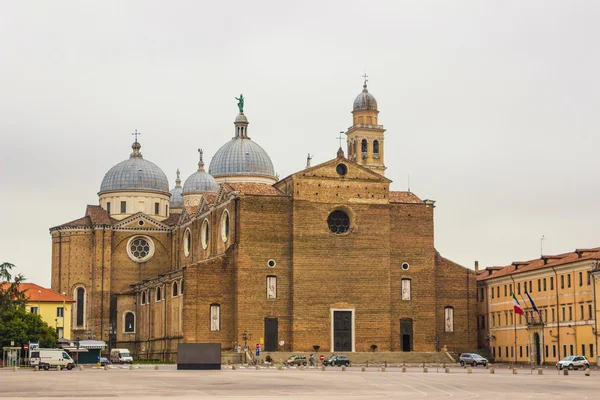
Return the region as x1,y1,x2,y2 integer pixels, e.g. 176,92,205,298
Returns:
99,142,169,194
353,83,378,112
209,138,275,178
183,150,218,194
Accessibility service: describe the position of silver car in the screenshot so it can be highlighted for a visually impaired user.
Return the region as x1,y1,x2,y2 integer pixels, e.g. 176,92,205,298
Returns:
458,353,488,367
556,355,590,370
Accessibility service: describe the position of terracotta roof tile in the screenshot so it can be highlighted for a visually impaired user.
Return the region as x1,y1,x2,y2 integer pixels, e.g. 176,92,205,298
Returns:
477,248,600,281
53,216,93,229
389,191,422,203
0,283,75,302
225,183,284,196
184,205,199,215
85,205,112,225
162,213,181,226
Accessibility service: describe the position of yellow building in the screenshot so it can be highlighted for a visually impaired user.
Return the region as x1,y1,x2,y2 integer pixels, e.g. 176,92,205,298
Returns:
477,248,599,365
22,283,75,340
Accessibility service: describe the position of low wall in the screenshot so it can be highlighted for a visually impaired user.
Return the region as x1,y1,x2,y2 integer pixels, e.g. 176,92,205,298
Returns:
222,351,454,365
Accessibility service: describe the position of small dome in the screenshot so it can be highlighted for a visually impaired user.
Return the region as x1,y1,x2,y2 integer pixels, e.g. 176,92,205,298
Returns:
353,83,378,112
100,142,169,194
209,138,275,178
169,169,183,208
235,113,248,123
183,149,218,194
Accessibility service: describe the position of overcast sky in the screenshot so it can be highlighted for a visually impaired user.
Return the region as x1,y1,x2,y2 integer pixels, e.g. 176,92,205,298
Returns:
1,1,599,287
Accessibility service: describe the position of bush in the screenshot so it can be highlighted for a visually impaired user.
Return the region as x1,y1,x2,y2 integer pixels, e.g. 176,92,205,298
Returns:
313,345,320,352
265,355,272,363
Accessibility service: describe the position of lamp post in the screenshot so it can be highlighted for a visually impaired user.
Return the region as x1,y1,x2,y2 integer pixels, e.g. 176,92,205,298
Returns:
37,290,41,315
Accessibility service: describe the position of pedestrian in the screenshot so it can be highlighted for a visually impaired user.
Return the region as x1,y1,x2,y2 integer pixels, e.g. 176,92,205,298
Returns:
309,354,315,367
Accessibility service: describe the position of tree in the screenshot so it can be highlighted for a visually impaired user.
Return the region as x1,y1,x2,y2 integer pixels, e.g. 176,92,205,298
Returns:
0,262,57,348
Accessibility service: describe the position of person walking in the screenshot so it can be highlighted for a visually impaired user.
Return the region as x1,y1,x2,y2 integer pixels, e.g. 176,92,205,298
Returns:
309,354,315,367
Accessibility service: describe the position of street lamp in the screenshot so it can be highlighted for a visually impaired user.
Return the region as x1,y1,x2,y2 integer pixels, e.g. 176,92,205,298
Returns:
37,290,41,315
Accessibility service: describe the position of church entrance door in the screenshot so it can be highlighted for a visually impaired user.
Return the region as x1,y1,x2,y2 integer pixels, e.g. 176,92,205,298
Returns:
333,311,352,352
264,318,278,352
401,319,413,352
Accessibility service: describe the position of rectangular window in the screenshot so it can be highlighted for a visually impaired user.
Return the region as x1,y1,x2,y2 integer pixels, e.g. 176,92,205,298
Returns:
401,279,411,301
511,346,514,358
579,272,583,287
504,285,507,296
497,286,500,298
570,344,574,355
591,344,594,358
519,314,522,325
561,275,564,289
120,201,126,213
562,307,566,321
588,272,591,285
506,347,509,357
580,304,584,321
56,307,64,318
553,345,556,358
517,282,521,295
491,287,495,299
551,307,555,322
56,327,64,338
154,202,159,215
492,314,495,327
537,279,541,292
267,276,277,299
545,345,549,358
529,281,532,293
519,346,523,358
166,204,169,215
481,315,486,329
505,312,508,325
526,345,529,357
550,276,554,290
493,347,496,357
444,307,454,332
509,284,512,295
589,303,593,320
563,345,567,357
568,306,572,321
30,306,39,315
107,202,111,214
567,274,571,288
544,308,548,322
582,344,586,357
543,278,547,291
210,304,220,331
510,311,513,325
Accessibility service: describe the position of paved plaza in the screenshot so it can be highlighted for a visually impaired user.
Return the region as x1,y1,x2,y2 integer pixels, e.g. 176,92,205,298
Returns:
1,365,599,399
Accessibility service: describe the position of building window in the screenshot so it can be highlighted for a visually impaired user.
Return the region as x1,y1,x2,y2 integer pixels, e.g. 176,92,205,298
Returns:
511,346,514,358
504,285,507,297
156,286,162,302
543,278,547,291
570,344,574,355
544,308,548,322
56,307,64,318
519,346,523,358
493,347,496,357
582,344,586,357
154,202,160,215
124,312,135,333
492,314,495,327
107,202,111,215
491,287,495,299
529,281,532,293
201,219,209,250
56,327,64,338
590,344,594,359
562,306,566,321
568,306,572,321
121,201,127,213
509,284,512,295
478,288,484,302
517,282,520,295
75,286,86,327
373,139,379,157
184,229,191,257
172,281,179,297
327,210,350,234
580,304,584,320
221,210,230,242
444,306,454,332
166,204,168,215
578,271,582,287
401,279,411,301
588,272,592,285
497,286,500,298
506,347,509,357
561,275,564,289
553,345,556,358
127,236,155,263
480,315,485,329
589,303,593,319
526,345,529,357
537,279,541,292
563,344,567,357
30,306,39,315
550,276,554,290
210,304,220,331
180,279,184,295
545,345,548,358
361,139,367,157
505,312,508,325
567,274,571,288
266,276,277,299
141,291,146,305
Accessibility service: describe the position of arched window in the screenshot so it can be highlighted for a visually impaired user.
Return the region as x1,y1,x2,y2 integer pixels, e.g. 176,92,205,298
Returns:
401,279,411,301
221,210,230,243
184,229,191,257
445,306,454,332
201,219,209,250
124,312,135,333
74,286,86,327
180,279,184,295
141,291,146,305
156,286,162,302
172,281,178,297
361,139,367,156
373,140,379,157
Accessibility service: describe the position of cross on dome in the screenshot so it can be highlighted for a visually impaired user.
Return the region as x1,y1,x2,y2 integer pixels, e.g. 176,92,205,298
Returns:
132,129,141,143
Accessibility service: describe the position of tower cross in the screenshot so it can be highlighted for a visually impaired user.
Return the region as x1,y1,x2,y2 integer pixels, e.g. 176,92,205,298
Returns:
132,129,141,143
362,73,368,86
337,132,345,149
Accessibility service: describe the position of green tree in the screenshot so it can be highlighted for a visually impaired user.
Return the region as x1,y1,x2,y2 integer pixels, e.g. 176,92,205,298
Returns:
0,262,57,348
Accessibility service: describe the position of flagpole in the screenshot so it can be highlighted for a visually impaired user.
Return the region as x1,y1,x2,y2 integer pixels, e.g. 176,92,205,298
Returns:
510,277,519,365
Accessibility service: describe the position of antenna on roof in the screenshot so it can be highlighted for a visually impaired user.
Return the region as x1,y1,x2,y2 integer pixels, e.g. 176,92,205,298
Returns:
540,235,546,256
408,174,411,193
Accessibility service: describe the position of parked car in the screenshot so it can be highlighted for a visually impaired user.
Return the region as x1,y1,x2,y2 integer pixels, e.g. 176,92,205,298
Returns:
458,353,488,367
99,357,110,366
284,355,307,366
324,355,350,367
556,356,590,370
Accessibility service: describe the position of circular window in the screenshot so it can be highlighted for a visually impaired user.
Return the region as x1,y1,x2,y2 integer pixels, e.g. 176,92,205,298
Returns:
127,236,155,263
336,163,348,176
184,229,191,257
201,219,209,250
221,210,230,243
267,259,276,268
138,220,144,226
401,262,410,271
327,210,350,234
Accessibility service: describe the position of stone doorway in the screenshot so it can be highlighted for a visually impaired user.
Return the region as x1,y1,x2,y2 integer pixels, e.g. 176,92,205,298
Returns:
534,332,541,365
264,318,278,352
401,319,413,352
333,311,352,352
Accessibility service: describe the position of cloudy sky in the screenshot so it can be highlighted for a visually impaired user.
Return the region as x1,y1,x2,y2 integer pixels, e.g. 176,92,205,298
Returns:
1,1,599,287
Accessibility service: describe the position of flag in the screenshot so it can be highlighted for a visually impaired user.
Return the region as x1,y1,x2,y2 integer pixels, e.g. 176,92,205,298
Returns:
526,291,539,313
512,293,524,315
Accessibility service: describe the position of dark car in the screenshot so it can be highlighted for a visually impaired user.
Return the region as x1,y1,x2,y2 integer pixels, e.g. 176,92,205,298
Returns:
324,355,350,367
283,355,307,366
99,357,110,366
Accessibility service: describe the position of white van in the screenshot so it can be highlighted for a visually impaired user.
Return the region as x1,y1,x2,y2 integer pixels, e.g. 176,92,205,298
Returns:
110,348,133,364
30,349,75,370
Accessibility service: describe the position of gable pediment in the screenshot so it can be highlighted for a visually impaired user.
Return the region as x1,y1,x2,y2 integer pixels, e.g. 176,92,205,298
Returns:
112,213,172,231
277,156,391,184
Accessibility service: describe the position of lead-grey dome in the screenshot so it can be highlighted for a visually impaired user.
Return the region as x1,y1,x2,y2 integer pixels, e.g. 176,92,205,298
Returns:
183,149,218,194
169,169,184,208
353,83,378,111
209,138,275,178
99,142,169,194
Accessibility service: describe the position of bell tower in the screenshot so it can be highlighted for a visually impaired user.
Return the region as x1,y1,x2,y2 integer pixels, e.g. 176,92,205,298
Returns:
345,75,386,175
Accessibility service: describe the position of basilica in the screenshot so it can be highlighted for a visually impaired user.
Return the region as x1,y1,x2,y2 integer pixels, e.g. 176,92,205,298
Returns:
50,81,477,360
